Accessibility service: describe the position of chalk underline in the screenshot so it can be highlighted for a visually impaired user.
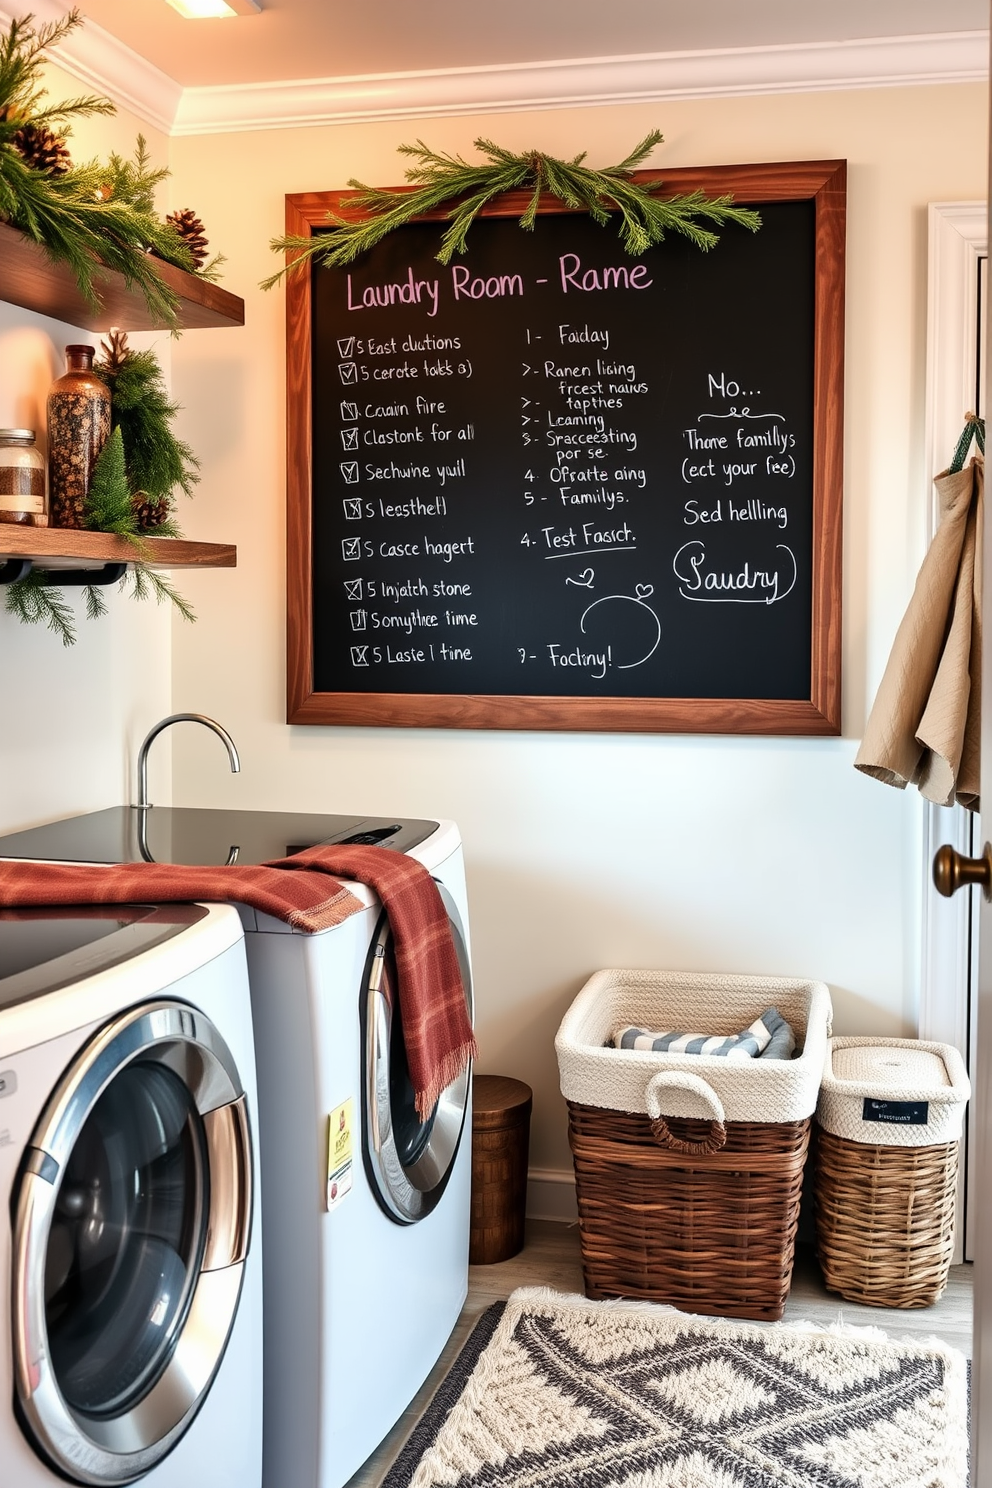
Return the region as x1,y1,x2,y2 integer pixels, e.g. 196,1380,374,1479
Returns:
544,546,638,559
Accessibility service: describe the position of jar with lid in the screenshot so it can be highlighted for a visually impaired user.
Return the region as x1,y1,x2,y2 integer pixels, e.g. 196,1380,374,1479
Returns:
47,344,110,528
0,429,47,526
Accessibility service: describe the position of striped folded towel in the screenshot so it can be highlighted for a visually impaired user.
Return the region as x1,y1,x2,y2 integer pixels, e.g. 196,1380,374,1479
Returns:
614,1006,794,1061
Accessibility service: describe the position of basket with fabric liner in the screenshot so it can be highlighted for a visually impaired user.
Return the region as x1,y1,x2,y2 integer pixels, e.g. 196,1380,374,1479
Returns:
555,969,832,1322
814,1037,971,1309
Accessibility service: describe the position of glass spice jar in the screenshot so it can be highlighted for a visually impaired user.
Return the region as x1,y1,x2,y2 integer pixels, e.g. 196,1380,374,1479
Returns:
47,344,111,528
0,429,47,526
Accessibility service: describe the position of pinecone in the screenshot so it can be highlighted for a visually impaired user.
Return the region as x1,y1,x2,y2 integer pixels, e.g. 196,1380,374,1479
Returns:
131,493,171,532
12,120,72,176
165,207,209,271
100,328,131,375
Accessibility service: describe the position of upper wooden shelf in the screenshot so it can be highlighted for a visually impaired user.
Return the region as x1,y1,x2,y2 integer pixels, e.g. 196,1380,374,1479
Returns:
0,526,236,571
0,220,245,331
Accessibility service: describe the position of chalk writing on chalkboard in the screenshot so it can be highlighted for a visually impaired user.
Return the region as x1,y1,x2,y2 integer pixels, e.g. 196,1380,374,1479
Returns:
287,160,845,734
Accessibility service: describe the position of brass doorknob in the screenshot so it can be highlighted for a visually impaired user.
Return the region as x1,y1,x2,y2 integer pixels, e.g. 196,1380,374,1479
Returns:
933,842,992,900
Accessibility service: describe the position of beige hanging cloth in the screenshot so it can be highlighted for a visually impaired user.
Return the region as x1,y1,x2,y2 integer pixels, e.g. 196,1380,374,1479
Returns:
855,454,983,810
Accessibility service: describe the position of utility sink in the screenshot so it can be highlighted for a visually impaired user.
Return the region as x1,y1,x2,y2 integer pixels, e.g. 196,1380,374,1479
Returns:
0,807,439,867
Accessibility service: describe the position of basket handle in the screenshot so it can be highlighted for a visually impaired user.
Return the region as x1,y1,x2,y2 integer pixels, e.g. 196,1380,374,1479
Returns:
644,1071,727,1154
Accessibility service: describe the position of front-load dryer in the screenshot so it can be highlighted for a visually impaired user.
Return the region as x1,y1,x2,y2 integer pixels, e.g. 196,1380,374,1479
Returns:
0,901,262,1488
240,818,473,1488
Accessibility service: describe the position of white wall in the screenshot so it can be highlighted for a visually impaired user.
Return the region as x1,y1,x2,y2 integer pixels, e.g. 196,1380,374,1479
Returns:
0,68,175,832
109,82,992,1172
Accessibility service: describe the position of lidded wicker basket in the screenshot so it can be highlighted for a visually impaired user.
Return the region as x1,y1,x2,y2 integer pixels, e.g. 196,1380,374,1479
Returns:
814,1037,971,1309
556,969,832,1322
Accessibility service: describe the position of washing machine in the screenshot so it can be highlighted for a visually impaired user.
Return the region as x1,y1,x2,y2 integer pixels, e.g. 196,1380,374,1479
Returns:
239,816,473,1488
0,808,474,1488
0,900,262,1488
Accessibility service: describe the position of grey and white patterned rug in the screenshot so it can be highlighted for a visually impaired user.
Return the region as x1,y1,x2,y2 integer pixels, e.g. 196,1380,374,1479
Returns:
384,1287,968,1488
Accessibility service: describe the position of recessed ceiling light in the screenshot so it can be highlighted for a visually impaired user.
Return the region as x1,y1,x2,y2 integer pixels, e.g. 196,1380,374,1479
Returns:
165,0,261,17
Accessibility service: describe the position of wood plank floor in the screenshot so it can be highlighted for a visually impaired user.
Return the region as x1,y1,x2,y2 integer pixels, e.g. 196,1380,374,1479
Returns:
345,1220,973,1487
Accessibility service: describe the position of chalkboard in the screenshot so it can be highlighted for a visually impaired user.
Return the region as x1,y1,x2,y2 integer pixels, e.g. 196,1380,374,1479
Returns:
286,160,845,733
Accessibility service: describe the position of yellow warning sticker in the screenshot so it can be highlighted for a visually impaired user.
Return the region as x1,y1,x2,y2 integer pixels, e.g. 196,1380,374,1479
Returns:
326,1098,354,1212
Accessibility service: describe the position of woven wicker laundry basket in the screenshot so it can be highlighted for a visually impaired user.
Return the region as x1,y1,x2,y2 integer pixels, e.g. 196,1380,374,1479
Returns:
814,1037,971,1308
555,969,832,1322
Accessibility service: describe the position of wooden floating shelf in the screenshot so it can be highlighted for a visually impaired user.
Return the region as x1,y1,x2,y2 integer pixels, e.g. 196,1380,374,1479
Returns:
0,220,245,331
0,526,236,571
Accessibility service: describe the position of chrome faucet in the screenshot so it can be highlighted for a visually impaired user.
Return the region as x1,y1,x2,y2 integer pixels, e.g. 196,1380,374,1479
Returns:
133,713,241,809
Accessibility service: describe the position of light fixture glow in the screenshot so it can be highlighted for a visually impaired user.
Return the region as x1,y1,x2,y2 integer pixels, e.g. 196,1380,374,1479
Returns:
165,0,260,16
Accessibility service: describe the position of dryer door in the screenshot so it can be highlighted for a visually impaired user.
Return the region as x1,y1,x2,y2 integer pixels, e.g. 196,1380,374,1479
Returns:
363,881,473,1224
11,999,253,1486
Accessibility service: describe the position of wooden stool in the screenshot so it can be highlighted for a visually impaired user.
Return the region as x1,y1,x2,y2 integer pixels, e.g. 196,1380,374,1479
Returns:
470,1075,532,1265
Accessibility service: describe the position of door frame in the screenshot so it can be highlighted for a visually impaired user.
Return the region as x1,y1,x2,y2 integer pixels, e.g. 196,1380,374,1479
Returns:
919,200,986,1261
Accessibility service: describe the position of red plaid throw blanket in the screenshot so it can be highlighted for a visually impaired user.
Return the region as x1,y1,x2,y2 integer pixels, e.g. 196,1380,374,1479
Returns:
0,844,476,1118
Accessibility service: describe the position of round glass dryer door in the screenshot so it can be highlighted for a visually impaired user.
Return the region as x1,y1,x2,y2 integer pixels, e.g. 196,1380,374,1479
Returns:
11,1000,253,1486
362,882,473,1224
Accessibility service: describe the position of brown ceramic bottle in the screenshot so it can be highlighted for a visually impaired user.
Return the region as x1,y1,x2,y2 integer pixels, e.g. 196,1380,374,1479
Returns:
47,344,111,528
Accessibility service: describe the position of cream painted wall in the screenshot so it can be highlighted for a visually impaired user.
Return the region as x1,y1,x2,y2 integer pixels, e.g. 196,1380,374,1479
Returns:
0,65,175,833
164,83,987,1174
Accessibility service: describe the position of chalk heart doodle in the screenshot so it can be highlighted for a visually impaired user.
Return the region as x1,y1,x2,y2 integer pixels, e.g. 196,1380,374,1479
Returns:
566,568,595,589
580,588,662,670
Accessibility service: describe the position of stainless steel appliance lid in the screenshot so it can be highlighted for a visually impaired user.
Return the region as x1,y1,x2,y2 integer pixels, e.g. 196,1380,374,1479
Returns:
0,807,439,866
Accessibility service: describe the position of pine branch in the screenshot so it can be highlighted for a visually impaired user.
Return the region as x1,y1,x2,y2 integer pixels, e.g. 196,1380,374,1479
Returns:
263,132,761,286
2,152,186,321
125,563,196,623
102,133,169,217
84,425,135,534
95,336,200,502
83,584,108,620
0,10,94,121
152,515,184,539
0,14,191,325
4,569,76,645
198,251,227,283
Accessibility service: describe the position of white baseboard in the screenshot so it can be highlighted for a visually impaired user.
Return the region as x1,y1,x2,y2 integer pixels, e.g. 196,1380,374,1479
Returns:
526,1166,578,1223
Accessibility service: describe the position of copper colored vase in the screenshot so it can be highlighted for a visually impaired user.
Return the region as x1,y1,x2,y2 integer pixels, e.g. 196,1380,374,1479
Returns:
47,344,111,528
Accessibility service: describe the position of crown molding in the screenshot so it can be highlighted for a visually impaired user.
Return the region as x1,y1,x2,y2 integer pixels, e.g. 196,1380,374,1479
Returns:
172,31,990,135
2,4,987,139
0,0,181,135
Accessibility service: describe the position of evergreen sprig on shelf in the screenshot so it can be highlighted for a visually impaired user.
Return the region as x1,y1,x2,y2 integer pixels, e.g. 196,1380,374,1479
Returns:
80,381,196,625
3,334,199,643
0,10,195,324
95,330,200,505
82,426,198,624
263,133,761,286
3,567,77,646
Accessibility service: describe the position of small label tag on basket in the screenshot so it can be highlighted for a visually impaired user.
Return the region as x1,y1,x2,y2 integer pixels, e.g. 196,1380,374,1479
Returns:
862,1098,929,1125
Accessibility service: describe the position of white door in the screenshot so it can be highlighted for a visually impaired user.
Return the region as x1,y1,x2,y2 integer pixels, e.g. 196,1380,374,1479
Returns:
938,202,992,1478
969,521,992,1474
922,201,986,1263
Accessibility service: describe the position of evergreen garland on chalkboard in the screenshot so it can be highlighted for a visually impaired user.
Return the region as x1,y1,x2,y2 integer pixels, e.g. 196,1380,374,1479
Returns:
262,133,761,287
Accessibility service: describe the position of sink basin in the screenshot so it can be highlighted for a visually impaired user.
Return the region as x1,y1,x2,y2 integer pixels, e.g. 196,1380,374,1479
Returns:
0,807,439,867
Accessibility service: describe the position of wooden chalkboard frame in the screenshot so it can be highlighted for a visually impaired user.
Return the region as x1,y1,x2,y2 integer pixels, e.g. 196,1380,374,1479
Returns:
286,159,845,733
